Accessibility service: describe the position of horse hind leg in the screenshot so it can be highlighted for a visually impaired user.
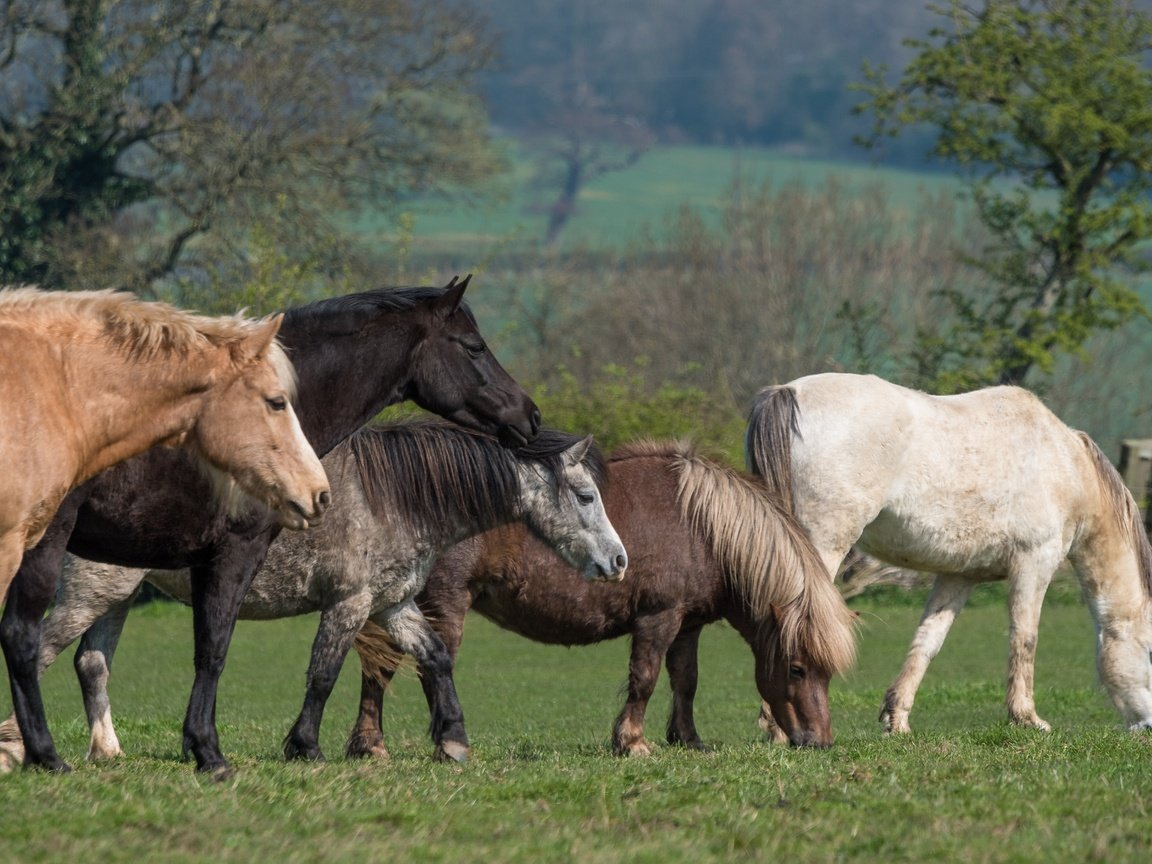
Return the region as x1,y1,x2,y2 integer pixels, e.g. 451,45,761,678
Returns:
880,574,973,734
345,623,405,760
75,594,138,760
664,625,708,750
372,602,469,763
345,671,391,760
346,592,467,760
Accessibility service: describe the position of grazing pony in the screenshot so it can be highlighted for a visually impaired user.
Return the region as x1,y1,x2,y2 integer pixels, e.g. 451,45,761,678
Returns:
746,372,1152,734
1,276,540,775
9,421,625,765
342,439,856,757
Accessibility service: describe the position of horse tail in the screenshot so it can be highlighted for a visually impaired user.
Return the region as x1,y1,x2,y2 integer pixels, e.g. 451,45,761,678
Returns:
1079,432,1152,603
674,447,856,676
745,385,801,514
353,620,410,685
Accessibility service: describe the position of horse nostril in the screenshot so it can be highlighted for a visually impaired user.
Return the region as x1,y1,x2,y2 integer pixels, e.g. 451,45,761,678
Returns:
615,554,627,571
317,490,331,511
530,406,541,432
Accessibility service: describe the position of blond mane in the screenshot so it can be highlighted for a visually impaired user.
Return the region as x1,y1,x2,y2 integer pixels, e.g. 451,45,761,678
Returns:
616,439,857,675
0,286,296,395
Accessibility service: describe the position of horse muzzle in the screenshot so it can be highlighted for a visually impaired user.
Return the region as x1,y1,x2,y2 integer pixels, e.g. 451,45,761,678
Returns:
281,489,330,530
588,550,628,583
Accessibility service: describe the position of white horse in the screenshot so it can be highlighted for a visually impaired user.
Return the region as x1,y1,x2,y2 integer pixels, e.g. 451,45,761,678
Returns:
746,372,1152,734
0,420,627,768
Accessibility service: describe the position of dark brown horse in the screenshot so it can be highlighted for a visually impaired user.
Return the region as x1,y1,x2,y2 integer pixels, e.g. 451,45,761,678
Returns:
347,439,858,758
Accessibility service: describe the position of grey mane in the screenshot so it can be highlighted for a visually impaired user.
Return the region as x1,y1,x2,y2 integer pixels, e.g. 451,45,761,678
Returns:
347,419,605,534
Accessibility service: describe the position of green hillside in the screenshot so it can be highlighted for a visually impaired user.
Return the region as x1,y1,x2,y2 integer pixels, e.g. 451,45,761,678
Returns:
356,145,963,257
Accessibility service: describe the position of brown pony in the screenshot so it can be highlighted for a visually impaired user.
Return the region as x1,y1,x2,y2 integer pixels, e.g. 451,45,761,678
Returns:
348,439,857,757
0,287,329,604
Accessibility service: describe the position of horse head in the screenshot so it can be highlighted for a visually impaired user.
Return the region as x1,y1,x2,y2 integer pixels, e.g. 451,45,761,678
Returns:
517,432,628,582
407,275,541,447
753,603,838,748
191,314,329,530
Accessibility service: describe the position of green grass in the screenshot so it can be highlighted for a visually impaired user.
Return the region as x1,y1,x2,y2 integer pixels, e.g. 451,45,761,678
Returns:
2,590,1150,863
360,144,964,258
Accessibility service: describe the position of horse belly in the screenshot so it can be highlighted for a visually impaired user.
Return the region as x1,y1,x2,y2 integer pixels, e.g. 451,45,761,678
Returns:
472,582,632,645
858,506,1052,578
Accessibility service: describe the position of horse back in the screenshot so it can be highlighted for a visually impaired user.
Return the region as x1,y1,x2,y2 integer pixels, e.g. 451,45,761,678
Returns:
426,455,724,647
778,373,1098,573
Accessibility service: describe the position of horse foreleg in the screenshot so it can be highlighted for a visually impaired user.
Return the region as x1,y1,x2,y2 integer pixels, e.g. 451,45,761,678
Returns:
613,613,681,757
0,562,70,772
881,574,973,734
1005,561,1056,730
183,541,270,779
372,602,468,763
664,624,707,750
0,501,83,773
284,592,373,762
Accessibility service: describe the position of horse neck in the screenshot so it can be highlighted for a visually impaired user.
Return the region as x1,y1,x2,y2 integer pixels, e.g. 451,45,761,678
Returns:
279,310,420,457
66,337,226,479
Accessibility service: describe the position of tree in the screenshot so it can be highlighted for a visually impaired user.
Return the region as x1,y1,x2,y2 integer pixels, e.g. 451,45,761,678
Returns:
857,0,1152,389
0,0,504,294
531,97,654,249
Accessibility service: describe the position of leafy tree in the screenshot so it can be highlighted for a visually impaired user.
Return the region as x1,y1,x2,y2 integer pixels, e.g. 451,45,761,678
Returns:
0,0,503,294
857,0,1152,389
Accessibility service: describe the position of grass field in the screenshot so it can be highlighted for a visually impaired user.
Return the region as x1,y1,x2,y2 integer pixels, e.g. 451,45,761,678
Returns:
3,581,1151,863
356,145,964,259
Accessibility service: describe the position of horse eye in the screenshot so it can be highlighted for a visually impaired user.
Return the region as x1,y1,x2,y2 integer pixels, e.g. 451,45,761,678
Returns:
788,665,806,680
576,490,595,506
464,341,486,358
266,395,288,412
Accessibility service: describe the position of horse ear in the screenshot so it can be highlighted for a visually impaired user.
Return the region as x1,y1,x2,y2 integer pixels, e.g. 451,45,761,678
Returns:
433,274,471,320
564,435,594,466
243,313,284,360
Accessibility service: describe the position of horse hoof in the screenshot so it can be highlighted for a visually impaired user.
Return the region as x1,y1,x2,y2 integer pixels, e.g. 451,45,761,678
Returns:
1128,719,1152,732
435,741,469,764
285,747,325,763
86,745,123,762
880,712,911,735
366,743,391,760
616,741,651,758
345,734,390,760
208,764,235,783
1012,717,1052,732
29,757,73,774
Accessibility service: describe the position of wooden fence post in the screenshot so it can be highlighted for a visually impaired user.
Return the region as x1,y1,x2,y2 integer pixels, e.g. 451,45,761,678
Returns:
1118,438,1152,531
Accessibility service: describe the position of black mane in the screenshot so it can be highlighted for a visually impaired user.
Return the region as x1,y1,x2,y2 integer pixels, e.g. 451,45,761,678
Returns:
348,419,604,531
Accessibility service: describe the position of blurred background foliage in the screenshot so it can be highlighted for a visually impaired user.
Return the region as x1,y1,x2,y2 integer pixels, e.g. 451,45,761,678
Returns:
5,0,1152,463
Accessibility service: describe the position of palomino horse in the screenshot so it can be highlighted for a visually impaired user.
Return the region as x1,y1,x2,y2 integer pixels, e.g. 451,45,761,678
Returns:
341,438,856,758
746,372,1152,734
0,287,328,601
1,276,540,775
9,420,626,765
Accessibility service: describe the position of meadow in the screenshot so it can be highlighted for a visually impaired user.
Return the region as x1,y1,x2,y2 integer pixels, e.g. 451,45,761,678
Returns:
364,145,965,261
3,580,1151,863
